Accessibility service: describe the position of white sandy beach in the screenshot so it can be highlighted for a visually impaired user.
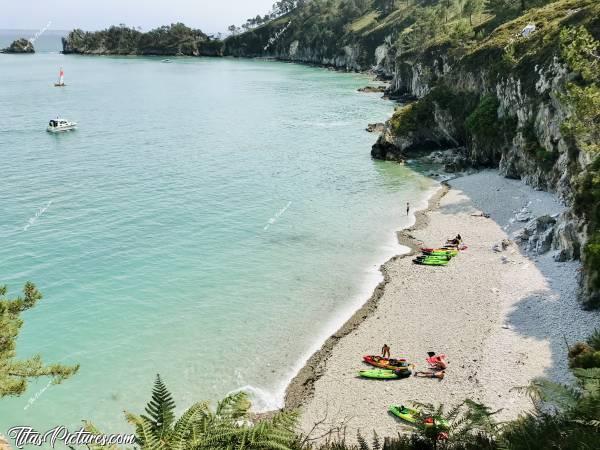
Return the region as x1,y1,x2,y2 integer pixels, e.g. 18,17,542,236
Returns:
292,170,600,443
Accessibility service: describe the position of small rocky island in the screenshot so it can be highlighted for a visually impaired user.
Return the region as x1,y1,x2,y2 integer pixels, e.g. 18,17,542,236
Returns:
1,38,35,54
62,23,223,56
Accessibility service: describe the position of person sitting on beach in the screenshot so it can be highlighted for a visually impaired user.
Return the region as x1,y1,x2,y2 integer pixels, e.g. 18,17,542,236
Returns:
426,352,448,370
414,370,445,380
447,234,462,245
382,344,391,359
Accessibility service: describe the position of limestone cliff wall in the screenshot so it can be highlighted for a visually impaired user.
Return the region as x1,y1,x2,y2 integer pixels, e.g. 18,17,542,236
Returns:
372,31,598,305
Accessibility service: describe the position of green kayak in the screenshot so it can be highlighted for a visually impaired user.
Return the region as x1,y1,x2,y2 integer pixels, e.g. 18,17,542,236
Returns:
359,369,411,379
389,405,419,424
390,405,450,430
416,255,451,261
413,258,448,266
423,252,454,258
427,250,458,256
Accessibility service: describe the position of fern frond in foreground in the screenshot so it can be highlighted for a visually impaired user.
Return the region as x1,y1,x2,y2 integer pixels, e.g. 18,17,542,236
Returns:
121,374,298,450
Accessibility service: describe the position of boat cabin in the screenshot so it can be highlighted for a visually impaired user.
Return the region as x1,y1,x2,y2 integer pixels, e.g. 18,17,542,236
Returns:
48,119,68,127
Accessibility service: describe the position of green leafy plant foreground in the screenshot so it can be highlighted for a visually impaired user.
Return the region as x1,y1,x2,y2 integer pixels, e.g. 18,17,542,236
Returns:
0,283,79,398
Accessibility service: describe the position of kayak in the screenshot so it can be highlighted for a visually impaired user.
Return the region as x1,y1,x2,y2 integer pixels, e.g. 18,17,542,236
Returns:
421,248,458,256
415,258,451,263
416,255,451,260
389,405,450,430
359,369,412,379
389,405,420,424
422,251,455,257
363,355,410,370
423,416,450,430
413,260,449,266
413,258,448,266
421,247,458,254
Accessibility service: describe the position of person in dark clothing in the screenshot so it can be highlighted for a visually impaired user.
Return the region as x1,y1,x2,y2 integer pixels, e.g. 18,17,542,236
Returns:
382,344,391,358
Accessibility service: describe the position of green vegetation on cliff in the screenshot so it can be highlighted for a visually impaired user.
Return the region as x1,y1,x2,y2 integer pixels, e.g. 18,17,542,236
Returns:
62,23,223,56
225,0,500,65
376,0,600,307
561,23,600,308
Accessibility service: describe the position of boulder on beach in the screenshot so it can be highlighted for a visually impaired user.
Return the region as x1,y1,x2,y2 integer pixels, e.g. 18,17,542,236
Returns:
1,38,35,54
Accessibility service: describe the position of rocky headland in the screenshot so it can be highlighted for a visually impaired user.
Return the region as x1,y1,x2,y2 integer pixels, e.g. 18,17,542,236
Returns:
61,23,223,56
1,38,34,54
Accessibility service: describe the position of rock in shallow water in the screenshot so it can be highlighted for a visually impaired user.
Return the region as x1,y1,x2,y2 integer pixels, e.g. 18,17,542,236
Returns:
358,85,386,93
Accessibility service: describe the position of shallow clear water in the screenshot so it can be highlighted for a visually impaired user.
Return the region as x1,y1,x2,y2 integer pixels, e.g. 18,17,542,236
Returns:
0,48,436,434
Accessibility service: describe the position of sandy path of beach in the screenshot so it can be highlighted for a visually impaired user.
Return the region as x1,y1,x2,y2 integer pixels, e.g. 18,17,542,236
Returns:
293,171,599,443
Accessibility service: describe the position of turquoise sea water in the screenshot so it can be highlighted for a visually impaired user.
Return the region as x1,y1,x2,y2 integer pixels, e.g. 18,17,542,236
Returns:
0,44,436,436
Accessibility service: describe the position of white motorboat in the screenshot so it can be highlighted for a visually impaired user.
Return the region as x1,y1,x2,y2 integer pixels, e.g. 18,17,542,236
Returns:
47,118,77,132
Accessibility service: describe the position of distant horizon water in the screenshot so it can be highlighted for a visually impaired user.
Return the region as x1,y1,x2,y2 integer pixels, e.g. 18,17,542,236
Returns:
0,48,437,435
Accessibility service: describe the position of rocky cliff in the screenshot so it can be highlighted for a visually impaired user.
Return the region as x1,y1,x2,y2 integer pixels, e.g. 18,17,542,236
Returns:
1,38,35,54
224,4,399,78
371,0,600,307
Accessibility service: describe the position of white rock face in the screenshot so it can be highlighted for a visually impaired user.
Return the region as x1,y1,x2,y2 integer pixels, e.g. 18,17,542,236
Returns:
374,43,388,67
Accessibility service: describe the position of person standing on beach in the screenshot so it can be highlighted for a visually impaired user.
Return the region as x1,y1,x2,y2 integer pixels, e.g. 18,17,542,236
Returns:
382,344,391,358
406,202,410,216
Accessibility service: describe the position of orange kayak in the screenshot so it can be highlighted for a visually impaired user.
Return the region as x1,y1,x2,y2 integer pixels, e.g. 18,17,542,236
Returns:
363,355,411,370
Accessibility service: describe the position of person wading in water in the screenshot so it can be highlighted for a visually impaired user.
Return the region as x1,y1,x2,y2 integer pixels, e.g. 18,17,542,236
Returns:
406,202,410,216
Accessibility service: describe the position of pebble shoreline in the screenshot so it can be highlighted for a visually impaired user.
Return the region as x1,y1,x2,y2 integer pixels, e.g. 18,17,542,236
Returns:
287,170,600,443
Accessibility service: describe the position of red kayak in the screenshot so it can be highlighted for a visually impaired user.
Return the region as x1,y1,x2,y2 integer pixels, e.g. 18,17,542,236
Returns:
363,355,410,370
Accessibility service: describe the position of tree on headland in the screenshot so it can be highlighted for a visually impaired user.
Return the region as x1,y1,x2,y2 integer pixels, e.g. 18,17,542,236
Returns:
0,282,79,398
462,0,484,25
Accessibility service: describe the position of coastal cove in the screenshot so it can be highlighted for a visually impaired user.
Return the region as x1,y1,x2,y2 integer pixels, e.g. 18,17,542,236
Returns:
0,52,437,433
2,0,600,447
